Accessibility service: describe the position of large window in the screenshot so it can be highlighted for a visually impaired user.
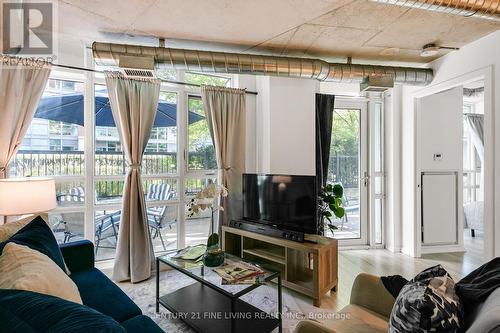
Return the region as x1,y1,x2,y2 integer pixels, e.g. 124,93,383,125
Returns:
9,71,229,261
93,85,180,260
188,96,217,170
10,78,86,244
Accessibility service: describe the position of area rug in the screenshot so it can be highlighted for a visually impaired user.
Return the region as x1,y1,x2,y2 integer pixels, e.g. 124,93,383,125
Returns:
118,268,334,333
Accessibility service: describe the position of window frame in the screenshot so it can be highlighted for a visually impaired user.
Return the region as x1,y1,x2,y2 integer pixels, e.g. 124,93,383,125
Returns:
17,72,88,238
12,65,232,260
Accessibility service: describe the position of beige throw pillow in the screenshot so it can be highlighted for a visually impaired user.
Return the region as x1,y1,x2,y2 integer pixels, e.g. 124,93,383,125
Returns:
0,214,49,242
0,242,82,304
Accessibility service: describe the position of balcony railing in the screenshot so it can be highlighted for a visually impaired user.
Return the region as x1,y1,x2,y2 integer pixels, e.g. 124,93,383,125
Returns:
327,154,359,188
10,150,214,177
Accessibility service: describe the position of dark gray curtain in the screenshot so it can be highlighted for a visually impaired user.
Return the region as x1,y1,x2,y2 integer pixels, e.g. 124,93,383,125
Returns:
315,93,335,192
315,94,335,235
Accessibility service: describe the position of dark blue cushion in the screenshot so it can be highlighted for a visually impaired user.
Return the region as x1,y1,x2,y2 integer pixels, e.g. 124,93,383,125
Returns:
121,315,164,333
60,240,95,273
0,289,126,333
0,216,66,271
70,268,142,323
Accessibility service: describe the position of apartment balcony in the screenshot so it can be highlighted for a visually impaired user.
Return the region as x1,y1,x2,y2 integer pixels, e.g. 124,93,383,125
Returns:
9,149,215,177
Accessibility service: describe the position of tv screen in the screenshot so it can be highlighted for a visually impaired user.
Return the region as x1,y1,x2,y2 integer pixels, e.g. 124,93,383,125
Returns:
242,173,317,234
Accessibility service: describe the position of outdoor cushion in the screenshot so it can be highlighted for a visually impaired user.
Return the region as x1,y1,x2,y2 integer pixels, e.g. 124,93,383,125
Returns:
121,315,165,333
0,216,67,272
0,289,126,333
70,267,142,323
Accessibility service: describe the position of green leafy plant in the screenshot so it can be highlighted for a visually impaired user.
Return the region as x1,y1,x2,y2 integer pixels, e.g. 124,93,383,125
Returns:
207,233,219,249
319,183,345,235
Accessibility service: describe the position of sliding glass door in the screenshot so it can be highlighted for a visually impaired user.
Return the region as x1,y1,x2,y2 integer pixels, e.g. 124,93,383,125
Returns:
11,68,231,261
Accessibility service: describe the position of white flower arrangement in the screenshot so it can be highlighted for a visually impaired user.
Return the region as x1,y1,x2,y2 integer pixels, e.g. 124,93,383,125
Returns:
187,183,228,217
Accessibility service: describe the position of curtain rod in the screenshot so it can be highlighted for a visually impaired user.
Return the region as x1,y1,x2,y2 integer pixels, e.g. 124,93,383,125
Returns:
52,63,258,95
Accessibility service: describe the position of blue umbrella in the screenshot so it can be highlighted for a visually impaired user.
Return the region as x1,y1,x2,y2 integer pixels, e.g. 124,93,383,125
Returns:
34,92,204,127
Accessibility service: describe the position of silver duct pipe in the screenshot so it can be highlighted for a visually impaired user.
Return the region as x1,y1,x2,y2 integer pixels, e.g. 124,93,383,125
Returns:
369,0,500,21
464,87,484,97
92,42,433,85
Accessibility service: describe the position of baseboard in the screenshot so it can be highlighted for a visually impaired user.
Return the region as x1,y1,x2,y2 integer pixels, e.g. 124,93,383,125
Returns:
420,244,465,254
385,244,401,253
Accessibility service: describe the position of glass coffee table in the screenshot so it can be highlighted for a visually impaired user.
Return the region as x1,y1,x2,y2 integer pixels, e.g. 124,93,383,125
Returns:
156,252,282,333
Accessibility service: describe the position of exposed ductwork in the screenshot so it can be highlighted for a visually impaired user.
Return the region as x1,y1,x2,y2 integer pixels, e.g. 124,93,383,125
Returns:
369,0,500,22
92,42,434,86
463,87,484,97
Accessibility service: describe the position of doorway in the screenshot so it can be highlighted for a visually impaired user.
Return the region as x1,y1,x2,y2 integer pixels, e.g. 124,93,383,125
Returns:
413,71,492,265
462,79,485,261
325,99,369,245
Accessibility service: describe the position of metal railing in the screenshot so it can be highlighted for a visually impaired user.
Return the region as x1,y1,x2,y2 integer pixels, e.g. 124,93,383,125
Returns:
327,154,359,188
10,150,216,177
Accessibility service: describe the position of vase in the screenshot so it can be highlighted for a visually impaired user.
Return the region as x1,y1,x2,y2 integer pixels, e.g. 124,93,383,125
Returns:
203,246,225,267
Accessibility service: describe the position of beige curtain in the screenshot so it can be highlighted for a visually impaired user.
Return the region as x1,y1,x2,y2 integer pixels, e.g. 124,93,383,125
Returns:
201,86,246,231
0,57,51,179
105,72,160,283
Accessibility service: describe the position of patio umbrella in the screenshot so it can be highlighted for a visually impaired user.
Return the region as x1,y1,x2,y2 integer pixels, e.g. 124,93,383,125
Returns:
34,92,204,127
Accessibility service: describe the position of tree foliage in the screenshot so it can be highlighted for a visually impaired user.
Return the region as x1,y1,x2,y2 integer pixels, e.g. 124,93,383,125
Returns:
330,109,359,156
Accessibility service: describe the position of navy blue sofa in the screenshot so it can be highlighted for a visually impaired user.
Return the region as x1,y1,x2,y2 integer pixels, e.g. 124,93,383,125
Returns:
0,238,164,333
59,240,164,332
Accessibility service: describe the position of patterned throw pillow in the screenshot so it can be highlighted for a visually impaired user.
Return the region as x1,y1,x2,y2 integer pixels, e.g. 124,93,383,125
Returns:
389,265,463,333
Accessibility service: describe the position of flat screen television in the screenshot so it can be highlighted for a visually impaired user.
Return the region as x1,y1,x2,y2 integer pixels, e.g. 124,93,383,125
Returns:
242,173,318,235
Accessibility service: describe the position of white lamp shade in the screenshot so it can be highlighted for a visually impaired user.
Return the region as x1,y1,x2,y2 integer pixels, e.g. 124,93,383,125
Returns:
0,177,56,216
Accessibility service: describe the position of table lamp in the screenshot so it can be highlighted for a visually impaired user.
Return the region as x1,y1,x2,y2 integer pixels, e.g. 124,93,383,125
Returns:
0,177,57,224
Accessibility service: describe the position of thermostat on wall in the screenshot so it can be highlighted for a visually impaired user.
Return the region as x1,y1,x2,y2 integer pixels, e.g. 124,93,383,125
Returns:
433,153,443,161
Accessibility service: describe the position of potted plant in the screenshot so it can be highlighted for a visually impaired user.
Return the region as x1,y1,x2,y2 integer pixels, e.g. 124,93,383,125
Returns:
187,183,228,267
319,183,345,236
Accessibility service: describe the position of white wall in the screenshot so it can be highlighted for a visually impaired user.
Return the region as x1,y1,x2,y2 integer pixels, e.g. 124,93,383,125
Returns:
57,35,88,67
255,76,318,175
384,85,402,252
416,87,464,253
399,30,500,258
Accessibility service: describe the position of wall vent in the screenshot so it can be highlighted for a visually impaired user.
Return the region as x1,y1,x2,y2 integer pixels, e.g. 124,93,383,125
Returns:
360,76,394,92
121,68,156,79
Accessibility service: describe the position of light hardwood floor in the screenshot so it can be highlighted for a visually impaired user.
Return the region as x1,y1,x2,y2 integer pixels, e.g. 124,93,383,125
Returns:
314,232,484,310
98,232,484,314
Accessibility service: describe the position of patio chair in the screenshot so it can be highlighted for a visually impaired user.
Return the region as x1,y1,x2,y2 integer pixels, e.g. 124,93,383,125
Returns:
94,211,120,255
51,212,85,243
145,183,176,251
56,186,85,204
147,192,177,251
146,183,171,201
53,186,85,242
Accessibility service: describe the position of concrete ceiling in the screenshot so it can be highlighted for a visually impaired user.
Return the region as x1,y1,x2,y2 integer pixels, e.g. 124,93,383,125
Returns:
55,0,500,64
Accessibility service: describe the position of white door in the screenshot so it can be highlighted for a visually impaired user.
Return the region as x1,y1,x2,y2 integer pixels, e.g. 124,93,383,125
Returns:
327,99,369,245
